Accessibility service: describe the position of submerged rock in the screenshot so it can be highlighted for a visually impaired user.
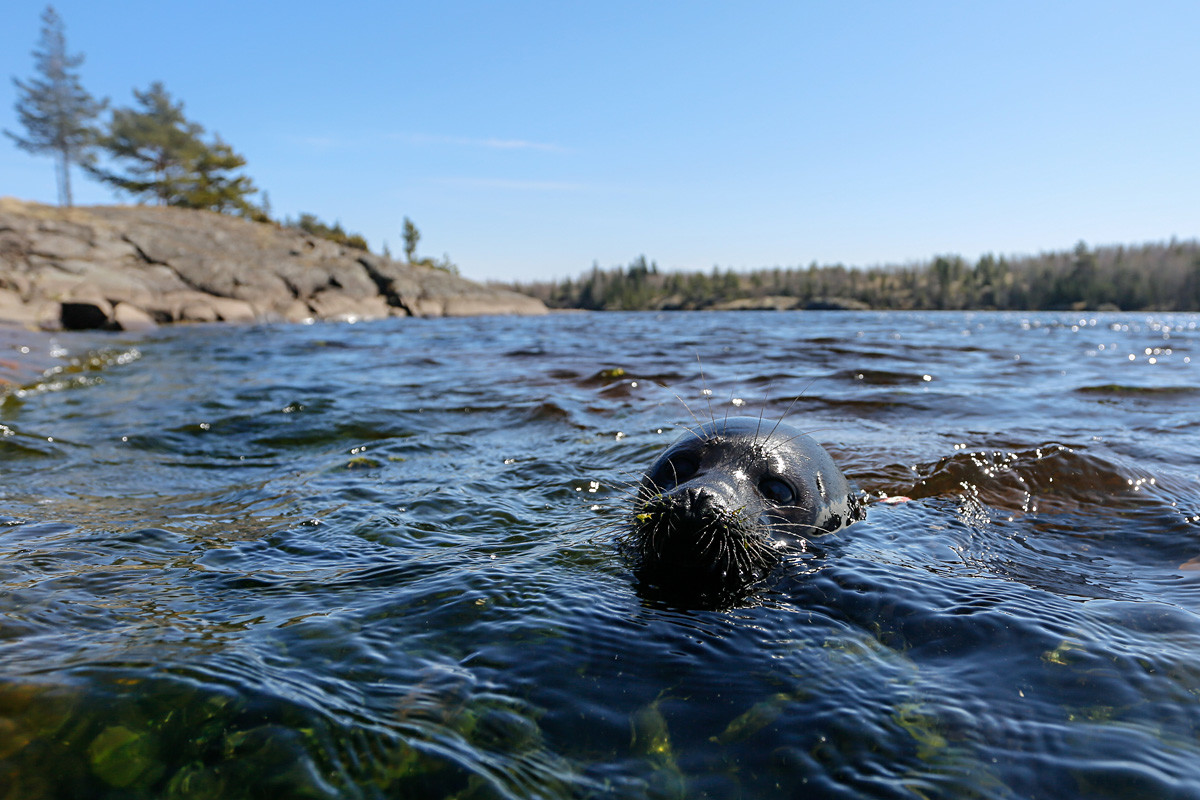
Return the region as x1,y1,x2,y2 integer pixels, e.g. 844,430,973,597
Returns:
0,197,547,329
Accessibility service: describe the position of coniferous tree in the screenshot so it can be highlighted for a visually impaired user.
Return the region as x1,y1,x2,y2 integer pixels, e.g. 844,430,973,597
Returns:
185,135,260,215
90,82,205,203
90,82,260,214
5,5,107,207
508,240,1200,312
403,217,421,263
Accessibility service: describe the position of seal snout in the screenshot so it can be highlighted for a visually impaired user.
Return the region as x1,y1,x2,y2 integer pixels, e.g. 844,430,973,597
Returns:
631,478,771,597
669,484,727,521
637,484,736,551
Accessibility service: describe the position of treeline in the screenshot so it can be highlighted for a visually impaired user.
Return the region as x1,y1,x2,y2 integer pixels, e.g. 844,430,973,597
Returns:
511,240,1200,312
5,7,455,268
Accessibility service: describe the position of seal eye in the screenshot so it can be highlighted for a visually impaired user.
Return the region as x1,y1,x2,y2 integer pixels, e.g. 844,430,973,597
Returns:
758,477,794,505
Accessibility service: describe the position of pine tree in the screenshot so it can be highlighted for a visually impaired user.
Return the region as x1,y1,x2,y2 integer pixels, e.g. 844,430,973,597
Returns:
185,135,259,215
403,217,421,262
90,82,205,203
5,6,107,207
90,82,259,214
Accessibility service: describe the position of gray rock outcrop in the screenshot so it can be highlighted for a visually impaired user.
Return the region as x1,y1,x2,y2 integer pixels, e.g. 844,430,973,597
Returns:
0,198,547,330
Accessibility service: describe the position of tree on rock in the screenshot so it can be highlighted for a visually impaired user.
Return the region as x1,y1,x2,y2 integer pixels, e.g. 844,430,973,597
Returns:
90,83,202,203
5,5,108,207
185,135,260,215
403,217,420,262
399,218,458,274
90,82,261,216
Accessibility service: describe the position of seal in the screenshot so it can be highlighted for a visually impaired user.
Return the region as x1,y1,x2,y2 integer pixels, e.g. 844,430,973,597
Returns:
627,417,863,603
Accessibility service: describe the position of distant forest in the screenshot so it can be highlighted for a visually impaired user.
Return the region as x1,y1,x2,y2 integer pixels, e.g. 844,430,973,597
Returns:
508,240,1200,312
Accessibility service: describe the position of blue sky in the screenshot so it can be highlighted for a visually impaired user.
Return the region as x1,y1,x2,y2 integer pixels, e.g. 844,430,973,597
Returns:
2,2,1198,283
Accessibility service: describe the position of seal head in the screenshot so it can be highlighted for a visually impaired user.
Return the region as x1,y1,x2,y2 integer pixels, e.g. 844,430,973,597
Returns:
628,417,862,603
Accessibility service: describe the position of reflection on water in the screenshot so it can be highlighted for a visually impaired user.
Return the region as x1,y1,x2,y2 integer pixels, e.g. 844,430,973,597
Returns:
1,311,1199,798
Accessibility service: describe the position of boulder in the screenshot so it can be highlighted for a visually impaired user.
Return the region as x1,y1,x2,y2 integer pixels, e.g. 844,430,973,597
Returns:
206,297,258,323
112,302,158,332
176,300,220,324
306,291,391,322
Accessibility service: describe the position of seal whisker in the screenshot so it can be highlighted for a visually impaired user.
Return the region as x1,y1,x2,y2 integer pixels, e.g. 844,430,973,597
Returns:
672,391,709,435
696,353,717,428
754,401,769,446
759,427,838,459
774,377,815,422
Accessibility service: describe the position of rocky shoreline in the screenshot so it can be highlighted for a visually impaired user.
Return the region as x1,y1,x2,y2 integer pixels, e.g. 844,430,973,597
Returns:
0,198,546,330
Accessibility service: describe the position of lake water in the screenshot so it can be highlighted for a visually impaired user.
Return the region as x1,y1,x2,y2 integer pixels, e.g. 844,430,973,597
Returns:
2,310,1199,799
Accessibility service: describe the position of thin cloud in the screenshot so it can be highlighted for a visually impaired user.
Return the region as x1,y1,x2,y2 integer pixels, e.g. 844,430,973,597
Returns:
474,137,565,153
401,133,568,153
291,132,569,153
294,135,345,149
435,177,584,191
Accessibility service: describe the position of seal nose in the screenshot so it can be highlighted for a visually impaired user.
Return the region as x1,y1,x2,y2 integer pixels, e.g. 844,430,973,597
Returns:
646,486,729,565
672,486,724,522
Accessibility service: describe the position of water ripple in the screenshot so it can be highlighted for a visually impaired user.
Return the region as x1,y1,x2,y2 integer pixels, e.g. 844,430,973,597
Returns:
2,311,1199,797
